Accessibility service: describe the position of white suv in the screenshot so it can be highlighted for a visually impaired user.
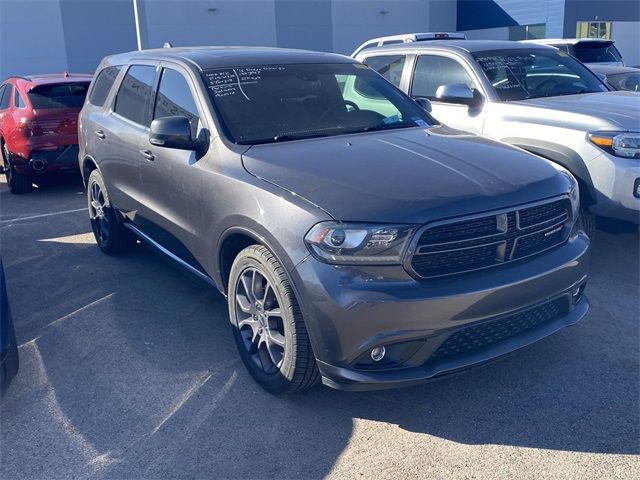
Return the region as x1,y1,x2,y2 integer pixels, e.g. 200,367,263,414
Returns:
354,40,640,231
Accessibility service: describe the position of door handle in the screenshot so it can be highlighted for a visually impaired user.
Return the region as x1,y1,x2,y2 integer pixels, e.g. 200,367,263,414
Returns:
139,149,155,161
94,130,106,139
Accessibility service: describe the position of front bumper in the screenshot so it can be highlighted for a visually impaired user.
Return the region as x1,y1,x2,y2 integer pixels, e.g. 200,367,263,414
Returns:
587,152,640,223
292,233,590,391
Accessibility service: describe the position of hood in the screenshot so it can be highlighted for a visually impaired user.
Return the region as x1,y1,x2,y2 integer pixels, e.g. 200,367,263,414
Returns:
241,126,569,224
513,91,640,131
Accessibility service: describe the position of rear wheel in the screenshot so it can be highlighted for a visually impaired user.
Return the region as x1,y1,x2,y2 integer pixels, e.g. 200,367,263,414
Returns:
3,144,32,194
87,169,137,254
228,245,319,394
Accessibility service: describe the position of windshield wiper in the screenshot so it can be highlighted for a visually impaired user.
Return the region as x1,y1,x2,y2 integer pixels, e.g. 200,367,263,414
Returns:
362,120,422,133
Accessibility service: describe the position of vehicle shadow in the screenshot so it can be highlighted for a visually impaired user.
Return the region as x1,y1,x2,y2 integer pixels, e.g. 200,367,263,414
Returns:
1,206,637,478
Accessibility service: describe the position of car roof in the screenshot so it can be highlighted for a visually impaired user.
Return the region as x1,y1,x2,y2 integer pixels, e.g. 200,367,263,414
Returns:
356,39,557,56
7,73,93,89
524,38,615,45
104,46,356,70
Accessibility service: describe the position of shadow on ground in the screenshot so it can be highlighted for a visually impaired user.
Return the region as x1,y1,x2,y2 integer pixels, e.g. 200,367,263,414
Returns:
1,184,638,478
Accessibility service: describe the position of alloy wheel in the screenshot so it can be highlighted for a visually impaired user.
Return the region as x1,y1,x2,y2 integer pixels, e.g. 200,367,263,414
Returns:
89,181,109,245
234,267,286,374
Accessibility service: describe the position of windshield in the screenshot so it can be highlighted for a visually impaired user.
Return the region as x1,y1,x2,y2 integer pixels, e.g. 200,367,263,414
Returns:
573,42,622,63
203,63,433,144
607,72,640,92
473,49,608,101
27,82,89,109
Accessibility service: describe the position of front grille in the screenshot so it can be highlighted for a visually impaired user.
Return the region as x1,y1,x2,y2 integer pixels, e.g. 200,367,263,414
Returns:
410,199,570,278
432,297,566,359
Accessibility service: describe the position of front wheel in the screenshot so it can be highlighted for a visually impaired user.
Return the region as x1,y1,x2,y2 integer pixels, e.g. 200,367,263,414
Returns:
87,169,137,254
228,245,319,394
579,204,596,241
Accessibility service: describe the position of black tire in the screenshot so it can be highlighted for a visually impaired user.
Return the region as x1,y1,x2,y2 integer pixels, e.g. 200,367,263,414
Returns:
579,204,596,241
87,169,137,254
228,245,319,394
2,144,32,194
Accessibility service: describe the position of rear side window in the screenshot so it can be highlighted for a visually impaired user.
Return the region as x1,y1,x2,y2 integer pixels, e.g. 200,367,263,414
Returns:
114,65,156,126
411,55,476,99
14,88,26,108
358,55,406,98
153,68,200,138
89,66,121,106
27,83,89,109
0,85,12,110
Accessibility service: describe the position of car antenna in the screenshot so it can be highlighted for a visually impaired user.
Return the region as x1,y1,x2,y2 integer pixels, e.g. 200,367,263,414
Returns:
163,42,173,48
63,70,69,78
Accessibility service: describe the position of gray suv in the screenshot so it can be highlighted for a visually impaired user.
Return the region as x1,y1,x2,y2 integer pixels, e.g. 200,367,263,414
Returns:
79,47,589,393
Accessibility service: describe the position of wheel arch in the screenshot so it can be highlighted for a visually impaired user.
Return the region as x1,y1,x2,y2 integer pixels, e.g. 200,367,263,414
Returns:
80,155,100,188
505,138,597,205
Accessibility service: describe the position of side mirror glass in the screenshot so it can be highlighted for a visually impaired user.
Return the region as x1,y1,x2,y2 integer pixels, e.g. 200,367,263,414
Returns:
412,96,432,113
149,116,195,150
435,83,482,107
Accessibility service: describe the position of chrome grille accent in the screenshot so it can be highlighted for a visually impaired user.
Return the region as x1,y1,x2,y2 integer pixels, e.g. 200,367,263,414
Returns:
408,198,571,279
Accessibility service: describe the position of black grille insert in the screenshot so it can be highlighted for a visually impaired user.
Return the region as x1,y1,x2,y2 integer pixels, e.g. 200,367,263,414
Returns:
432,297,566,359
410,199,570,278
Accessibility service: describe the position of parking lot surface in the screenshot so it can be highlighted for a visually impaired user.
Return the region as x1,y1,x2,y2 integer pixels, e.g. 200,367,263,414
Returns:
1,177,638,480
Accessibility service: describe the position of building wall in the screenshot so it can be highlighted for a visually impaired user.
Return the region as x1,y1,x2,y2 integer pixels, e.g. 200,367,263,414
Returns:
611,21,640,66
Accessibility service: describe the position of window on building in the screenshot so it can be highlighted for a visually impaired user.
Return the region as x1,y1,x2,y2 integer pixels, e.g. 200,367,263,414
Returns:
411,55,476,100
89,66,122,106
153,68,200,138
509,24,546,41
577,21,612,39
114,65,156,126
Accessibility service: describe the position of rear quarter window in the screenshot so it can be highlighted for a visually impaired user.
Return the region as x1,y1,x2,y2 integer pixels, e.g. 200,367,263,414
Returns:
88,66,122,106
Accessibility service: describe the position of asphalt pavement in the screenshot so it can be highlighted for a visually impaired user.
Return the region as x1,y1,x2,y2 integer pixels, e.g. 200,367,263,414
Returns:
0,176,638,479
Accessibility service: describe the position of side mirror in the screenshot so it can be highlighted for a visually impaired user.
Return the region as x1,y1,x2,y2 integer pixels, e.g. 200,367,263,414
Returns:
412,96,432,113
435,83,482,107
149,116,196,150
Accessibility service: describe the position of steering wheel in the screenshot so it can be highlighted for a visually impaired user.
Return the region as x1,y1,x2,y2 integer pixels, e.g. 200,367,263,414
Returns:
535,77,562,92
319,100,360,122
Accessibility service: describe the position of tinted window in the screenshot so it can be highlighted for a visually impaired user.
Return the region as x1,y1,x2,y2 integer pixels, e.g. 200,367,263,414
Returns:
114,65,156,126
607,72,640,92
411,55,475,99
27,83,89,109
14,88,26,108
153,68,200,138
473,49,607,101
204,63,432,145
573,42,623,63
0,85,11,110
89,65,121,106
361,55,406,91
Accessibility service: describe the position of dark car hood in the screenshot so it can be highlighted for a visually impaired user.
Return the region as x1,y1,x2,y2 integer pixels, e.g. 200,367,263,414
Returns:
241,126,569,224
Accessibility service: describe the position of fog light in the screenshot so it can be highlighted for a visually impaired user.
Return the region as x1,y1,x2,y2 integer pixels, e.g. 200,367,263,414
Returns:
370,346,386,362
634,178,640,199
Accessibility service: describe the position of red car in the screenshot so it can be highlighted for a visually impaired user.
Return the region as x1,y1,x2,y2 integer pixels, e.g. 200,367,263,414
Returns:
0,73,91,194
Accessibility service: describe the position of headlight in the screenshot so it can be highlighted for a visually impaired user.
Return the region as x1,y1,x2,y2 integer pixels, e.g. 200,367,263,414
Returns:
589,131,640,159
304,222,416,265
